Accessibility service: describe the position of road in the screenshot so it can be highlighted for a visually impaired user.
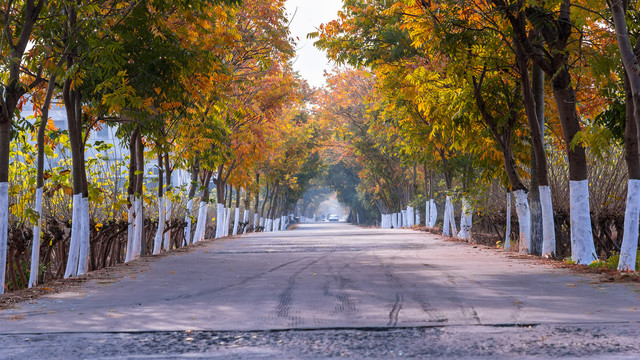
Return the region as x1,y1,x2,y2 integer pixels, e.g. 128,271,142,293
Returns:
1,223,640,359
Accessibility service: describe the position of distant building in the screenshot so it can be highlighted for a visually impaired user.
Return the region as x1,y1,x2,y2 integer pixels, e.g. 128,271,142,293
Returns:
19,98,190,188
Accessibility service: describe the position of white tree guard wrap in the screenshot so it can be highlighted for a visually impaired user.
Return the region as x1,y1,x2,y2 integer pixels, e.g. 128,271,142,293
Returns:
243,210,250,234
126,199,134,262
153,197,165,254
425,200,430,228
505,192,511,250
569,180,597,264
29,187,44,287
457,197,472,240
0,183,8,294
232,208,240,235
443,196,451,236
163,199,172,250
448,199,457,235
429,199,437,228
619,179,640,270
132,197,143,259
65,194,82,278
193,201,208,243
514,190,531,254
77,196,90,275
215,203,225,239
224,208,231,236
539,186,556,258
184,199,194,246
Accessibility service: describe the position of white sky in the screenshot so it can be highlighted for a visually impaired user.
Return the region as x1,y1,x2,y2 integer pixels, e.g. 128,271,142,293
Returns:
285,0,344,89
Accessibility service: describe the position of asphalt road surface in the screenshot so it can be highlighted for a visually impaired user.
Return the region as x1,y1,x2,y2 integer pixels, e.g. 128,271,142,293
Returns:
2,223,640,359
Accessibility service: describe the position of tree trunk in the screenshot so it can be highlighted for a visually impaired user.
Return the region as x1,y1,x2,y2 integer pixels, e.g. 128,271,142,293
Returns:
163,151,172,250
551,69,597,264
611,0,640,270
153,151,164,255
30,71,58,287
528,63,544,256
125,128,138,262
193,170,212,243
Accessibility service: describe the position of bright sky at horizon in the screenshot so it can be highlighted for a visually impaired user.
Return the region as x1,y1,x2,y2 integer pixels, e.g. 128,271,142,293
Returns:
284,0,344,89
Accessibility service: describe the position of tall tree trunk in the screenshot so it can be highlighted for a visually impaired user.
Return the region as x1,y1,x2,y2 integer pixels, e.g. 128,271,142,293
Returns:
133,129,145,257
611,0,640,270
125,128,138,262
552,69,596,264
30,71,57,287
194,170,212,243
184,156,199,245
529,62,544,256
163,150,172,250
63,70,90,277
153,151,164,255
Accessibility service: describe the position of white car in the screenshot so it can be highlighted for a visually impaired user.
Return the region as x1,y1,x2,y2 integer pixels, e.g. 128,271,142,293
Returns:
328,214,339,222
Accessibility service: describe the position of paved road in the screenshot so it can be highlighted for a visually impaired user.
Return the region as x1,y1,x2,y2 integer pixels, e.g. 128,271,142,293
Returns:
2,223,640,359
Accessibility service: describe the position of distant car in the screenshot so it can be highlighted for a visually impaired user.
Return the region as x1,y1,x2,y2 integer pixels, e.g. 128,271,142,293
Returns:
328,214,339,222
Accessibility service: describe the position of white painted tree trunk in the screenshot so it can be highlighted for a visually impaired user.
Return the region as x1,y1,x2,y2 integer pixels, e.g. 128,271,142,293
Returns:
391,213,397,229
457,197,472,241
126,199,134,262
443,196,451,236
273,218,280,232
425,200,430,227
569,180,597,265
243,210,250,234
429,199,437,228
539,186,555,258
448,199,457,235
357,212,360,224
259,217,265,229
0,183,8,294
415,211,420,226
619,180,640,270
215,203,225,239
253,213,259,229
514,190,530,254
505,192,511,250
163,199,172,250
193,201,208,243
184,199,194,246
224,208,232,236
153,197,165,255
232,208,240,235
64,194,82,277
132,197,143,260
77,196,90,275
29,187,44,288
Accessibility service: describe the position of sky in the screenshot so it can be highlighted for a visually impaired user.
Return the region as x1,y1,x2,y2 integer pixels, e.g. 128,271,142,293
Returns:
284,0,344,88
